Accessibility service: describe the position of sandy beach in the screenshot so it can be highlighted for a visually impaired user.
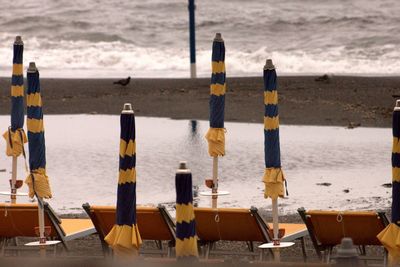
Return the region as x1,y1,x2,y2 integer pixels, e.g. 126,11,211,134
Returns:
1,0,399,264
0,75,393,263
0,76,398,128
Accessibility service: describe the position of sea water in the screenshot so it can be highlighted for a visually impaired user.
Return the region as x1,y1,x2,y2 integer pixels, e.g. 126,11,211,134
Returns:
0,115,392,214
0,0,399,77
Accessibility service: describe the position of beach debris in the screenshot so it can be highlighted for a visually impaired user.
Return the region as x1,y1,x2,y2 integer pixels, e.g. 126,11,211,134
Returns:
316,182,331,186
347,121,361,129
382,183,392,188
343,189,350,193
0,169,6,172
113,76,131,86
315,74,331,83
180,88,185,93
392,94,400,98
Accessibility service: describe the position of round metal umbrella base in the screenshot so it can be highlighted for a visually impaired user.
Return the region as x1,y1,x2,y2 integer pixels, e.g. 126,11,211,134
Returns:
25,240,61,246
199,190,230,196
258,242,295,249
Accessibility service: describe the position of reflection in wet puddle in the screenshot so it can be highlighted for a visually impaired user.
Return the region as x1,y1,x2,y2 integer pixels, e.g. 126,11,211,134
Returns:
0,115,392,215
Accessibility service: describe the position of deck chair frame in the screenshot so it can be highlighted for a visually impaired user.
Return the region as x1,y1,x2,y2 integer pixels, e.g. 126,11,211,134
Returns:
82,203,176,257
0,202,78,255
194,206,307,260
298,207,389,263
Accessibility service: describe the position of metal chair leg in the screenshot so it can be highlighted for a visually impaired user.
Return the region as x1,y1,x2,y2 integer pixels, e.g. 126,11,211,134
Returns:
326,247,333,263
300,237,307,262
205,242,212,259
384,248,388,267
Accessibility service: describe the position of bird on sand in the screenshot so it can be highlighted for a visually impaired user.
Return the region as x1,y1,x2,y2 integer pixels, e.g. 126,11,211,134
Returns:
113,76,131,86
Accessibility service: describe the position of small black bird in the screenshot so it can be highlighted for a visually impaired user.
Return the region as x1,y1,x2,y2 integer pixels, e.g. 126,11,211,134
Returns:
113,76,131,86
315,74,331,83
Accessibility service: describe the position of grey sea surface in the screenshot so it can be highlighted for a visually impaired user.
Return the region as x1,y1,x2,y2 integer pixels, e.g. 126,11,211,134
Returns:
0,0,399,77
0,115,392,215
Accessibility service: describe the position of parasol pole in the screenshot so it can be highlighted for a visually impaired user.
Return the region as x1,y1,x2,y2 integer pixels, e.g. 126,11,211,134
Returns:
272,198,279,241
212,157,218,208
38,197,46,257
272,198,280,261
11,156,17,203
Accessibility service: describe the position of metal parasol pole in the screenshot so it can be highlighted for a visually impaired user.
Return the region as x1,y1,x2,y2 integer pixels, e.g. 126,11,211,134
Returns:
212,157,218,208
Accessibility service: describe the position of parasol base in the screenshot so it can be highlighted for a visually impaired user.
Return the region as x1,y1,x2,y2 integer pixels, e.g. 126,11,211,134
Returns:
258,242,295,249
199,190,230,196
0,191,28,196
25,240,61,247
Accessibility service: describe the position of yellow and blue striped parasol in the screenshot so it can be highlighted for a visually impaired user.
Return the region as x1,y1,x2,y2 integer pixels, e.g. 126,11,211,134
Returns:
262,59,285,246
175,162,198,260
25,63,52,199
377,100,400,264
205,33,226,157
105,103,142,256
204,33,227,208
263,59,284,200
3,36,27,158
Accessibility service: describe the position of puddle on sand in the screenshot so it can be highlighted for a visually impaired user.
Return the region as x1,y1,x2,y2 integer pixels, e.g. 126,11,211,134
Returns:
0,115,392,215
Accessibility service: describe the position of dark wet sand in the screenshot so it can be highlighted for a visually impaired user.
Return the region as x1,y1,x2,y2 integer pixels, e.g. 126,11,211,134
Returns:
1,76,399,127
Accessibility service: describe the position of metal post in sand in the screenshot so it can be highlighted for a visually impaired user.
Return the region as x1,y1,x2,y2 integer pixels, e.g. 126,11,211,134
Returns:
188,0,196,78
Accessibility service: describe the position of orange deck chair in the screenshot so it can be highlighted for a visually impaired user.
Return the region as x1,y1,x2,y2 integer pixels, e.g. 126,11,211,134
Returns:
298,208,389,263
193,207,308,259
82,203,176,256
0,203,95,253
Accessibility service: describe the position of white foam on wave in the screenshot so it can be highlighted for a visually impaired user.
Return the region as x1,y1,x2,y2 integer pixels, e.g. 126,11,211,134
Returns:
0,33,400,78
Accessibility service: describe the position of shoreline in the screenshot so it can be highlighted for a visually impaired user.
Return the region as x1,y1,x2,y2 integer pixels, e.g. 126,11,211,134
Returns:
1,76,399,128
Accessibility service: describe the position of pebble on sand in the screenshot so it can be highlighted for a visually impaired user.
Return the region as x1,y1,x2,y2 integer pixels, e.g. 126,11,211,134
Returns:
382,183,392,188
316,182,332,186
